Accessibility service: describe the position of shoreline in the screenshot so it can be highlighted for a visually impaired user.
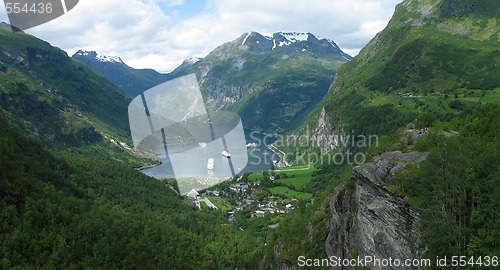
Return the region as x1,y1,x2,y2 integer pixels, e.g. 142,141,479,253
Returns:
136,161,162,171
267,143,290,167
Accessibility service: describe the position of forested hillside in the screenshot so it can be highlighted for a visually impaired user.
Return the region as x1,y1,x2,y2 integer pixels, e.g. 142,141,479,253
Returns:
0,115,271,269
397,106,500,260
0,25,274,269
269,0,500,266
298,0,499,139
0,25,151,167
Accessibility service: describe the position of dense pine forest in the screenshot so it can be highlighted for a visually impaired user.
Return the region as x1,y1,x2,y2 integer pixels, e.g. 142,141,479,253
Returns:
0,115,272,269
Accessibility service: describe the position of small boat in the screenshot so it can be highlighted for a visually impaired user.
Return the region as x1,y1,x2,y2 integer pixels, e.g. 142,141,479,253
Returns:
246,142,257,148
207,158,214,170
199,142,208,148
222,150,231,158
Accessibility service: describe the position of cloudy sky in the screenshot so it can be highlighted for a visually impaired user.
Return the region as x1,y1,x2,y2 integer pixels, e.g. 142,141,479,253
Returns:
1,0,402,73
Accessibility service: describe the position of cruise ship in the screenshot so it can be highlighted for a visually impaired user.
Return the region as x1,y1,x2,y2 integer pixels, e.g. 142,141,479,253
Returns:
207,158,214,170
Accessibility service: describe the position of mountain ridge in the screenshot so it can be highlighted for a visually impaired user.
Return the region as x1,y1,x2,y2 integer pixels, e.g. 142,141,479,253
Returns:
287,0,499,157
72,50,170,97
73,31,352,133
152,31,351,133
0,26,153,166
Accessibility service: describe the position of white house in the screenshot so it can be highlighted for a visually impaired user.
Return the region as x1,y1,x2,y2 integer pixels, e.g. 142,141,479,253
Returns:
186,189,199,200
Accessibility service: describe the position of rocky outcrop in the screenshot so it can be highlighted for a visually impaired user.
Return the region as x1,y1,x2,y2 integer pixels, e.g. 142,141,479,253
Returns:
312,107,346,155
326,151,428,269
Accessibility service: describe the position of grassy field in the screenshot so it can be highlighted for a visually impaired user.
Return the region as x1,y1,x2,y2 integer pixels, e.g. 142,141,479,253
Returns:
200,201,209,210
248,173,264,182
207,196,234,212
268,186,312,200
247,165,315,199
275,165,311,171
480,90,500,103
274,165,315,189
361,88,500,118
369,95,399,105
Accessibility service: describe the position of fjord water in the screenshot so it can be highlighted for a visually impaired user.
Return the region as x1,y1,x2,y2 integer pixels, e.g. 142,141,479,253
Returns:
141,131,279,179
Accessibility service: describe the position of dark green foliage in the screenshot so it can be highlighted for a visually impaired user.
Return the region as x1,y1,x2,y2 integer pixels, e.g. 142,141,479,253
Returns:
297,0,500,147
348,104,416,136
321,90,415,137
0,116,269,269
416,111,437,128
397,105,500,259
449,99,466,110
271,164,348,265
0,27,156,167
366,38,426,92
238,72,334,132
366,37,500,93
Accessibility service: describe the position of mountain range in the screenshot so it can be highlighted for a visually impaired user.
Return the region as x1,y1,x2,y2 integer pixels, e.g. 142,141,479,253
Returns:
73,32,352,133
72,50,169,97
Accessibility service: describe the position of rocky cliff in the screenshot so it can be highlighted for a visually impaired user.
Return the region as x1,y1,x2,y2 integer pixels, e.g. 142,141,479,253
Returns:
312,107,346,155
326,151,428,269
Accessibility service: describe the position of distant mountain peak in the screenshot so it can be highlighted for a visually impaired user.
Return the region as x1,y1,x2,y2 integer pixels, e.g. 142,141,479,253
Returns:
74,50,124,64
72,50,168,97
277,32,310,42
236,31,351,60
185,57,202,64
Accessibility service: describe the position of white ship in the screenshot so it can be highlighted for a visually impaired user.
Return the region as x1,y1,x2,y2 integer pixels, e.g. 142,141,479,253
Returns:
199,142,208,148
246,142,257,148
221,150,231,158
207,158,214,170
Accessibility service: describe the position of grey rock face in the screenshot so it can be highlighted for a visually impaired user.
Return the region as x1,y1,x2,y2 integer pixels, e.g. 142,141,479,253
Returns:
326,151,428,270
313,107,346,155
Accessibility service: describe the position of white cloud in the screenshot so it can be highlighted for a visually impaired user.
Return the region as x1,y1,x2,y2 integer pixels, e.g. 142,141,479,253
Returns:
2,0,403,72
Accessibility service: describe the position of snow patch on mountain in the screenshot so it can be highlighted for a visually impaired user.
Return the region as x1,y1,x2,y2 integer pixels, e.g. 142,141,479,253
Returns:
280,32,309,42
96,54,123,63
279,40,291,47
241,32,251,45
77,51,90,56
75,50,124,64
262,33,274,40
327,40,339,49
186,57,202,64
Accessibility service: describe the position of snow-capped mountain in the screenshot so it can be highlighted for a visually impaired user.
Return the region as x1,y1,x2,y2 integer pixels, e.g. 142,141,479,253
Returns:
231,32,352,61
74,50,124,64
72,50,169,97
169,31,352,132
73,32,352,133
